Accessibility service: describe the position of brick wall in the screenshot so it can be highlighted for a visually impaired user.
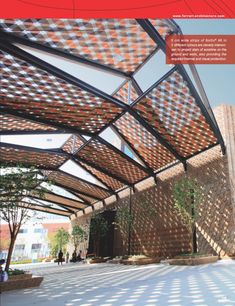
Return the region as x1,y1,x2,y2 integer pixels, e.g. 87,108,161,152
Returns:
74,105,235,258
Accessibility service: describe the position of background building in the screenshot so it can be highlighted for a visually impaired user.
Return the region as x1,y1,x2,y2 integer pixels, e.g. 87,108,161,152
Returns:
0,219,69,261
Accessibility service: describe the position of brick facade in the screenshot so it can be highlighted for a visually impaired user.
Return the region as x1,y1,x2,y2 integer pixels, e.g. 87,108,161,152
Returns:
74,105,235,258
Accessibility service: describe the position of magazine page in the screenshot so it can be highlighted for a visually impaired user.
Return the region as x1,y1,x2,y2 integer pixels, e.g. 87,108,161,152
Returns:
0,1,235,306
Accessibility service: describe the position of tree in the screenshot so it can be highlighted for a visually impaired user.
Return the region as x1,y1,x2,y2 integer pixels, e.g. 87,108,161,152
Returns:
0,164,47,271
71,225,88,252
113,205,134,255
53,228,70,255
90,214,109,257
173,176,202,253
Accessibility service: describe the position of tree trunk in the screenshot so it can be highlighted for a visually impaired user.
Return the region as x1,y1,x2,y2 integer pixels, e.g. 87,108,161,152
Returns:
96,240,100,257
192,223,197,254
5,235,16,272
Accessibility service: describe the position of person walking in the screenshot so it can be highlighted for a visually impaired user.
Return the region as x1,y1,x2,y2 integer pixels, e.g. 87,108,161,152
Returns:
58,250,63,265
66,251,69,264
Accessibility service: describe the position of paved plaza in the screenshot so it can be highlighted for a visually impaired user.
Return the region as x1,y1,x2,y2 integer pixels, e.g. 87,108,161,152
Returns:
1,260,235,306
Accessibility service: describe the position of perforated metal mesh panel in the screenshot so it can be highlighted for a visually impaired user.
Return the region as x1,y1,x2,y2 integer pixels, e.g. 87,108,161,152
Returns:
115,113,176,170
0,51,122,134
0,113,57,132
77,139,148,184
79,161,124,190
47,170,111,199
0,145,66,169
0,19,157,74
133,70,217,157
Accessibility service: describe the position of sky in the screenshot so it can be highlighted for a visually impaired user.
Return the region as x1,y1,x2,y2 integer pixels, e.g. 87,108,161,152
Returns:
176,19,235,107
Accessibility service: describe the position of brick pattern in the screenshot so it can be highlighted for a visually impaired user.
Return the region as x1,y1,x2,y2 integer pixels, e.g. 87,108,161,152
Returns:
0,145,66,169
77,139,148,184
75,106,235,257
48,170,111,200
0,51,122,134
114,112,176,170
0,19,157,74
114,81,139,104
61,135,84,154
134,70,217,157
0,113,57,132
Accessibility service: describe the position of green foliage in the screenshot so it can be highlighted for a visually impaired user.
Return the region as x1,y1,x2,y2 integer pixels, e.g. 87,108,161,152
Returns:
90,214,109,257
0,164,46,215
173,176,201,229
114,206,134,244
8,268,25,276
71,225,88,250
138,196,157,220
51,228,70,255
0,164,49,271
10,259,32,265
90,214,109,241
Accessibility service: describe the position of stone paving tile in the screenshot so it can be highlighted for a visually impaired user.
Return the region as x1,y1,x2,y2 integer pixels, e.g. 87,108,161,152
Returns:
1,260,235,306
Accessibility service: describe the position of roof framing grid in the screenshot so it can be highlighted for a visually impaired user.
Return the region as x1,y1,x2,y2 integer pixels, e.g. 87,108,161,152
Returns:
0,142,67,170
75,138,150,185
0,18,226,218
0,113,65,135
136,18,225,155
26,197,77,214
18,201,71,217
0,29,130,79
0,42,186,171
0,142,115,202
30,190,90,209
0,37,189,168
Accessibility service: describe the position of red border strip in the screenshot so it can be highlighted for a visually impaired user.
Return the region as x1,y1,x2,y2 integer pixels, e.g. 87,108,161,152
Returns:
1,0,235,18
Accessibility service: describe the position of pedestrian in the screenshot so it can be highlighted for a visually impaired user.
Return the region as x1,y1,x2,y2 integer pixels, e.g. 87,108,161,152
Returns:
58,250,63,265
66,251,69,264
77,250,83,262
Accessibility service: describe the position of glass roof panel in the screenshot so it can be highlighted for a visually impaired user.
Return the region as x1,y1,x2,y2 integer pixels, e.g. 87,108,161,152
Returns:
0,51,123,134
0,19,157,74
1,134,71,149
59,159,108,189
16,44,125,95
134,50,173,92
40,182,81,201
24,197,70,212
100,127,146,167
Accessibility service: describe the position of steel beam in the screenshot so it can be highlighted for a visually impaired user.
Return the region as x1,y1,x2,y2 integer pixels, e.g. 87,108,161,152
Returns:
137,18,226,155
28,197,76,214
57,169,113,195
95,135,150,175
19,202,71,216
72,158,115,191
111,125,154,173
51,181,103,201
29,193,89,210
0,30,130,79
131,78,143,96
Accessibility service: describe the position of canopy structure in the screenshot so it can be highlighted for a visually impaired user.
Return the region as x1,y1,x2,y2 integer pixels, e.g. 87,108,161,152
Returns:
0,19,225,218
